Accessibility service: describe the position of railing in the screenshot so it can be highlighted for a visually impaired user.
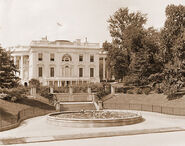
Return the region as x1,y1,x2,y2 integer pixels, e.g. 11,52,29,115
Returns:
30,41,99,48
0,108,54,132
104,102,185,116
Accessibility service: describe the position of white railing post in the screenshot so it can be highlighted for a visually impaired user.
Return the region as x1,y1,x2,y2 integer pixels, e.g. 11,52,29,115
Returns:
111,85,115,94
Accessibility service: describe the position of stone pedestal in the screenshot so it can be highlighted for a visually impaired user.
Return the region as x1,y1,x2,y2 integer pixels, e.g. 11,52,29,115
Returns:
69,87,73,95
55,102,61,112
111,86,115,94
98,101,103,110
50,87,53,94
30,87,36,98
87,87,91,94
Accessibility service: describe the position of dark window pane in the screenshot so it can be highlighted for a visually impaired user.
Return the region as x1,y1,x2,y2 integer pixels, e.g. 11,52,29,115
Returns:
38,67,42,77
90,55,94,62
79,68,83,77
38,53,43,61
90,68,94,77
50,67,54,77
79,55,83,62
50,53,54,61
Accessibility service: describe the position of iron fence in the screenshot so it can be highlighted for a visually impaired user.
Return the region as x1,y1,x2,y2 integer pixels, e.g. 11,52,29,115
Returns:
0,108,54,131
103,102,185,116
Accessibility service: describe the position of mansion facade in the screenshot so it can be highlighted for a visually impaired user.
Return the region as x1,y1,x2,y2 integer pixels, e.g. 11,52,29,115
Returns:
10,37,108,86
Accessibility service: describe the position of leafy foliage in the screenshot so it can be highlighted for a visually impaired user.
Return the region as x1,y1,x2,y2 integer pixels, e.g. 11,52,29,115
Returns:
29,79,40,88
0,47,20,88
105,7,163,86
158,4,185,97
0,86,29,102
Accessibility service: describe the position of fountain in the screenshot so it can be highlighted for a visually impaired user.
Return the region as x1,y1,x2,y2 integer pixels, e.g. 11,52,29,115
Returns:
47,110,143,128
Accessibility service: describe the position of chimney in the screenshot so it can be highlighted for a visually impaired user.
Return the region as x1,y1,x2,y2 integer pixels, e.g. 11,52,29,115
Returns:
76,39,81,45
85,37,88,43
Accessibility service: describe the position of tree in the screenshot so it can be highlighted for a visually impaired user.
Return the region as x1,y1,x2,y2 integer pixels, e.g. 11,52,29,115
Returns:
106,8,147,80
29,78,40,88
161,4,185,64
159,4,185,96
0,47,20,88
106,8,163,85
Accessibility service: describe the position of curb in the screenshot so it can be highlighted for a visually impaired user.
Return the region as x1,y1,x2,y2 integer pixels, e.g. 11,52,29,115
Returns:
0,127,184,145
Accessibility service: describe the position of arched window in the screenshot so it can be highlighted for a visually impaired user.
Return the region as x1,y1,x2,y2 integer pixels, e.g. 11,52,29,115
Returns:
62,54,72,62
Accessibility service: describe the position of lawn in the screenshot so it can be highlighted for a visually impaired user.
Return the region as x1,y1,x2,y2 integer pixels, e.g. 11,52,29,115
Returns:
0,96,55,119
104,93,185,108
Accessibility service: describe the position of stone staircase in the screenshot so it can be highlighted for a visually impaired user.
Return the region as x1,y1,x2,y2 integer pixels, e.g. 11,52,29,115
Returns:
176,87,185,96
54,93,96,111
60,102,96,111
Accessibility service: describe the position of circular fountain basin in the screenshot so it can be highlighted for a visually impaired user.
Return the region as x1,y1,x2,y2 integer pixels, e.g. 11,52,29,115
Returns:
47,110,143,128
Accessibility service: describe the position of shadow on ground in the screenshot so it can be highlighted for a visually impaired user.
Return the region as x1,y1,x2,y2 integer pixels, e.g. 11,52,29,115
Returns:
17,98,55,110
0,107,16,122
167,93,185,100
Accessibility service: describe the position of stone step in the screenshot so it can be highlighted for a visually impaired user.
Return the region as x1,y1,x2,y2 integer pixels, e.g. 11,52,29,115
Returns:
60,102,96,111
55,93,92,102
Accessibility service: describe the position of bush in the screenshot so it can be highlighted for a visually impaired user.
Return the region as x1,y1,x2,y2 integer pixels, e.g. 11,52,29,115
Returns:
89,83,104,93
38,86,55,104
53,87,69,93
154,84,163,94
0,86,29,102
29,79,40,88
71,84,88,93
88,82,111,99
127,89,134,94
115,87,124,93
143,87,151,95
135,88,143,94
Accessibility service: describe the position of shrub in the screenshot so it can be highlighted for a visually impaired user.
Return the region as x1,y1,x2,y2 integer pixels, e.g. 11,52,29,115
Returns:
143,87,151,95
0,86,28,102
80,82,110,99
89,83,104,93
154,83,163,94
135,88,143,94
53,87,69,93
115,87,124,93
71,84,88,93
29,79,40,88
127,89,134,94
38,86,54,104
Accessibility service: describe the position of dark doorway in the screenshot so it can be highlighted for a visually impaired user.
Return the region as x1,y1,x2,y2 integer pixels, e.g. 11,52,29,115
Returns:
24,82,28,87
66,81,69,86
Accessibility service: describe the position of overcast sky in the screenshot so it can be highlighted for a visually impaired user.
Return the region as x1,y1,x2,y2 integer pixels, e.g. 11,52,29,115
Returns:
0,0,185,47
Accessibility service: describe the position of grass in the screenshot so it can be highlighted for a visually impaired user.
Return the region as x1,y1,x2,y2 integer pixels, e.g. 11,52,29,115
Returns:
104,93,185,108
0,95,54,120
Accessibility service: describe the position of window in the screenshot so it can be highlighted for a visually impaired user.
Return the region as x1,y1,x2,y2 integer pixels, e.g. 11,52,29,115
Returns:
90,68,94,77
38,67,42,77
38,53,43,61
50,53,54,61
50,67,54,77
79,55,83,62
64,57,70,62
79,68,83,77
90,55,94,62
62,54,72,62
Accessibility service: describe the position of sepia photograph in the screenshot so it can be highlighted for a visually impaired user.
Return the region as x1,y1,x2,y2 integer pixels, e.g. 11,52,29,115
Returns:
0,0,185,145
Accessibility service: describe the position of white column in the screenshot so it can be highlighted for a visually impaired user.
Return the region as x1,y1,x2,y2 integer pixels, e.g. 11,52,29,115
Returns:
14,56,17,65
20,55,24,80
58,81,60,87
103,57,106,80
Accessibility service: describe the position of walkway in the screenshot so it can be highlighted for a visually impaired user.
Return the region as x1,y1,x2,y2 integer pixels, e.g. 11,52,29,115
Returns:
1,110,185,145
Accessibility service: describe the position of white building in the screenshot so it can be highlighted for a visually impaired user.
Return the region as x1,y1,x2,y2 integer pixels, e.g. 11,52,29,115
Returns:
11,37,108,86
